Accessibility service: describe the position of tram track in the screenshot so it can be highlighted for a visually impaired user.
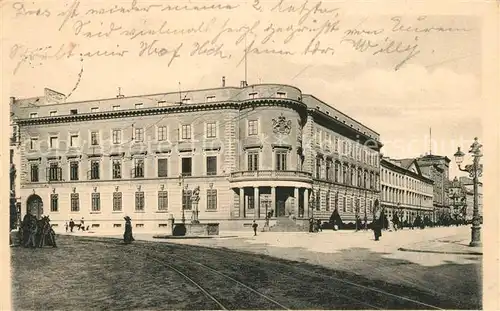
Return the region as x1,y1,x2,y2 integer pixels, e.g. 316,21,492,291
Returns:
77,237,289,310
75,236,449,310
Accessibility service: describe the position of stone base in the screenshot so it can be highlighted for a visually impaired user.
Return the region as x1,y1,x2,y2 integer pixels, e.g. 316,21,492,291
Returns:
173,223,220,236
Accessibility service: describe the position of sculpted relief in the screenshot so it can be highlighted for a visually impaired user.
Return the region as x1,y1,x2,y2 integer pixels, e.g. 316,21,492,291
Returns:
272,113,292,135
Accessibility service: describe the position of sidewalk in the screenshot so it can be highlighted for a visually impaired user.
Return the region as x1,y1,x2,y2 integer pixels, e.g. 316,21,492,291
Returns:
398,235,483,255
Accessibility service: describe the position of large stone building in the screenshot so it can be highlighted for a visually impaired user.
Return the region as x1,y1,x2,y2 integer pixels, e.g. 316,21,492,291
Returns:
10,83,382,232
448,176,467,221
380,157,434,224
416,154,451,221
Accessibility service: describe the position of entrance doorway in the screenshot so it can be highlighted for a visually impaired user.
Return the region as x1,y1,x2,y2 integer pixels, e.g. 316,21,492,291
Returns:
276,200,286,217
26,194,43,219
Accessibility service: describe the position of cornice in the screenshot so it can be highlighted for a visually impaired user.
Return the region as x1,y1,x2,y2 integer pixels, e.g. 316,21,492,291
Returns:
16,98,308,126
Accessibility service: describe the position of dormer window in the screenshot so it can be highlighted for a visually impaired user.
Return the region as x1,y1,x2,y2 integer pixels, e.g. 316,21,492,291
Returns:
158,101,167,107
206,95,216,103
29,112,38,118
316,106,320,110
248,92,259,99
112,105,120,111
91,107,99,113
181,98,191,104
276,91,286,98
70,109,78,115
49,111,57,116
135,103,144,109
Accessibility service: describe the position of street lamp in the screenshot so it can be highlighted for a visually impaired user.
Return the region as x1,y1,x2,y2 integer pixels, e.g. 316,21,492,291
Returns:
178,174,186,224
453,137,483,247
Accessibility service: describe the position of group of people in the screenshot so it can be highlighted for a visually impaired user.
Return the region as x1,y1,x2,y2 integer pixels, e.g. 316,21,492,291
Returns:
17,214,57,248
65,218,89,232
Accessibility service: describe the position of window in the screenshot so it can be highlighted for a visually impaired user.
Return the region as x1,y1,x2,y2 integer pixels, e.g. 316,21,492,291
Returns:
50,194,58,212
276,151,287,171
334,162,340,182
206,156,217,175
315,157,322,178
29,112,38,118
112,159,122,179
342,165,347,184
91,193,100,212
248,120,258,136
49,137,58,149
181,125,191,140
247,195,255,210
157,158,168,177
350,167,355,186
276,91,286,98
248,151,259,171
181,98,191,104
70,161,79,181
182,189,192,210
206,122,216,138
30,163,39,182
157,126,167,141
135,103,144,109
90,131,99,146
70,109,78,115
50,111,57,116
181,158,192,176
206,95,216,102
158,101,167,107
158,191,168,211
135,191,145,211
30,138,38,150
47,163,62,181
71,193,79,212
90,160,100,180
133,158,144,178
134,128,144,142
113,192,122,211
91,107,99,113
326,191,330,211
315,191,320,211
326,160,331,180
70,135,79,147
112,105,120,111
112,130,121,144
343,197,347,212
357,169,362,187
248,92,259,99
207,189,217,210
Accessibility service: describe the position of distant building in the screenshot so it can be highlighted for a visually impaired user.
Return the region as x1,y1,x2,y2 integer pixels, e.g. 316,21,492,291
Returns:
380,157,434,224
448,176,467,221
10,83,382,232
416,155,451,221
459,176,483,220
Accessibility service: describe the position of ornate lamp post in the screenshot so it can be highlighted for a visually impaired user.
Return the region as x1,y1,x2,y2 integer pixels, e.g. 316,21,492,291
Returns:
178,174,186,224
453,137,483,247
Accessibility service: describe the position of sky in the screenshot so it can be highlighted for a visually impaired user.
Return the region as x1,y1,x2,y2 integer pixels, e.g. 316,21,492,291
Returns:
2,0,484,179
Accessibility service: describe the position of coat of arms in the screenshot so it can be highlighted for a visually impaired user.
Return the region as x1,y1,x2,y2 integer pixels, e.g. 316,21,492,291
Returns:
272,113,292,135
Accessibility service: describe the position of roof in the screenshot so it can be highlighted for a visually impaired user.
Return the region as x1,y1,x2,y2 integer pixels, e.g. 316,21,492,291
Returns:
395,158,415,170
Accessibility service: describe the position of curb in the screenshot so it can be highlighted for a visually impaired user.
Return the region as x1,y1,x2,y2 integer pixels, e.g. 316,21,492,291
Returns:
398,247,483,256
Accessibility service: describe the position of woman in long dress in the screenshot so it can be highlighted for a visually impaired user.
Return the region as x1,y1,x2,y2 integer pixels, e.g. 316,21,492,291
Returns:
123,216,134,244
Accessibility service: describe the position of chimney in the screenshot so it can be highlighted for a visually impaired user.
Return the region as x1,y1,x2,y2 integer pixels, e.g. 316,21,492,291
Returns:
222,76,226,87
240,80,247,87
116,87,124,98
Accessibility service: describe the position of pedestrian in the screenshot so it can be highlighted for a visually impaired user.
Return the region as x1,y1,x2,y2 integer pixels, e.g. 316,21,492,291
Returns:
252,220,258,236
80,217,85,231
316,219,322,232
123,216,134,244
65,221,68,233
69,219,75,232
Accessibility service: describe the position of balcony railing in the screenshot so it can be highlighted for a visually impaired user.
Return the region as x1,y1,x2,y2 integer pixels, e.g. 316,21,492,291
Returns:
230,170,312,180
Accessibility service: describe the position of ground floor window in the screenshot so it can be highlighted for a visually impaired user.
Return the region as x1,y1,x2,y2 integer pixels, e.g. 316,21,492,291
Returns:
50,194,58,212
158,191,168,211
91,193,100,212
113,192,122,211
207,189,217,210
135,191,145,211
71,193,79,212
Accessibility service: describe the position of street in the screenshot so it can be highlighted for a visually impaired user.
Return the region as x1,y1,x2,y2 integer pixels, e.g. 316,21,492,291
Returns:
11,226,481,310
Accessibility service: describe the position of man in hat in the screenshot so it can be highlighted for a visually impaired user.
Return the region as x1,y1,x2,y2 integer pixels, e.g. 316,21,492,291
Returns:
123,216,134,244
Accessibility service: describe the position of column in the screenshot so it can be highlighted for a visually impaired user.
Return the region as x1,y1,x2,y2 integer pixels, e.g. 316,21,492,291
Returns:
271,186,276,217
254,187,260,218
304,188,309,218
239,187,245,218
294,187,299,217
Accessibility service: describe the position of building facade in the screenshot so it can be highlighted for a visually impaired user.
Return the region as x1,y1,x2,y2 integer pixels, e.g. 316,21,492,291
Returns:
448,176,467,222
416,155,451,221
11,83,382,232
380,157,434,224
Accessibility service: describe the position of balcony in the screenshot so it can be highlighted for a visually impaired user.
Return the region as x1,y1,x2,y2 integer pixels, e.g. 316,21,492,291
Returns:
229,170,313,187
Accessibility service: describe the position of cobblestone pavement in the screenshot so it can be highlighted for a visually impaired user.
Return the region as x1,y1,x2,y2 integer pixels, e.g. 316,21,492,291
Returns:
55,225,482,309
